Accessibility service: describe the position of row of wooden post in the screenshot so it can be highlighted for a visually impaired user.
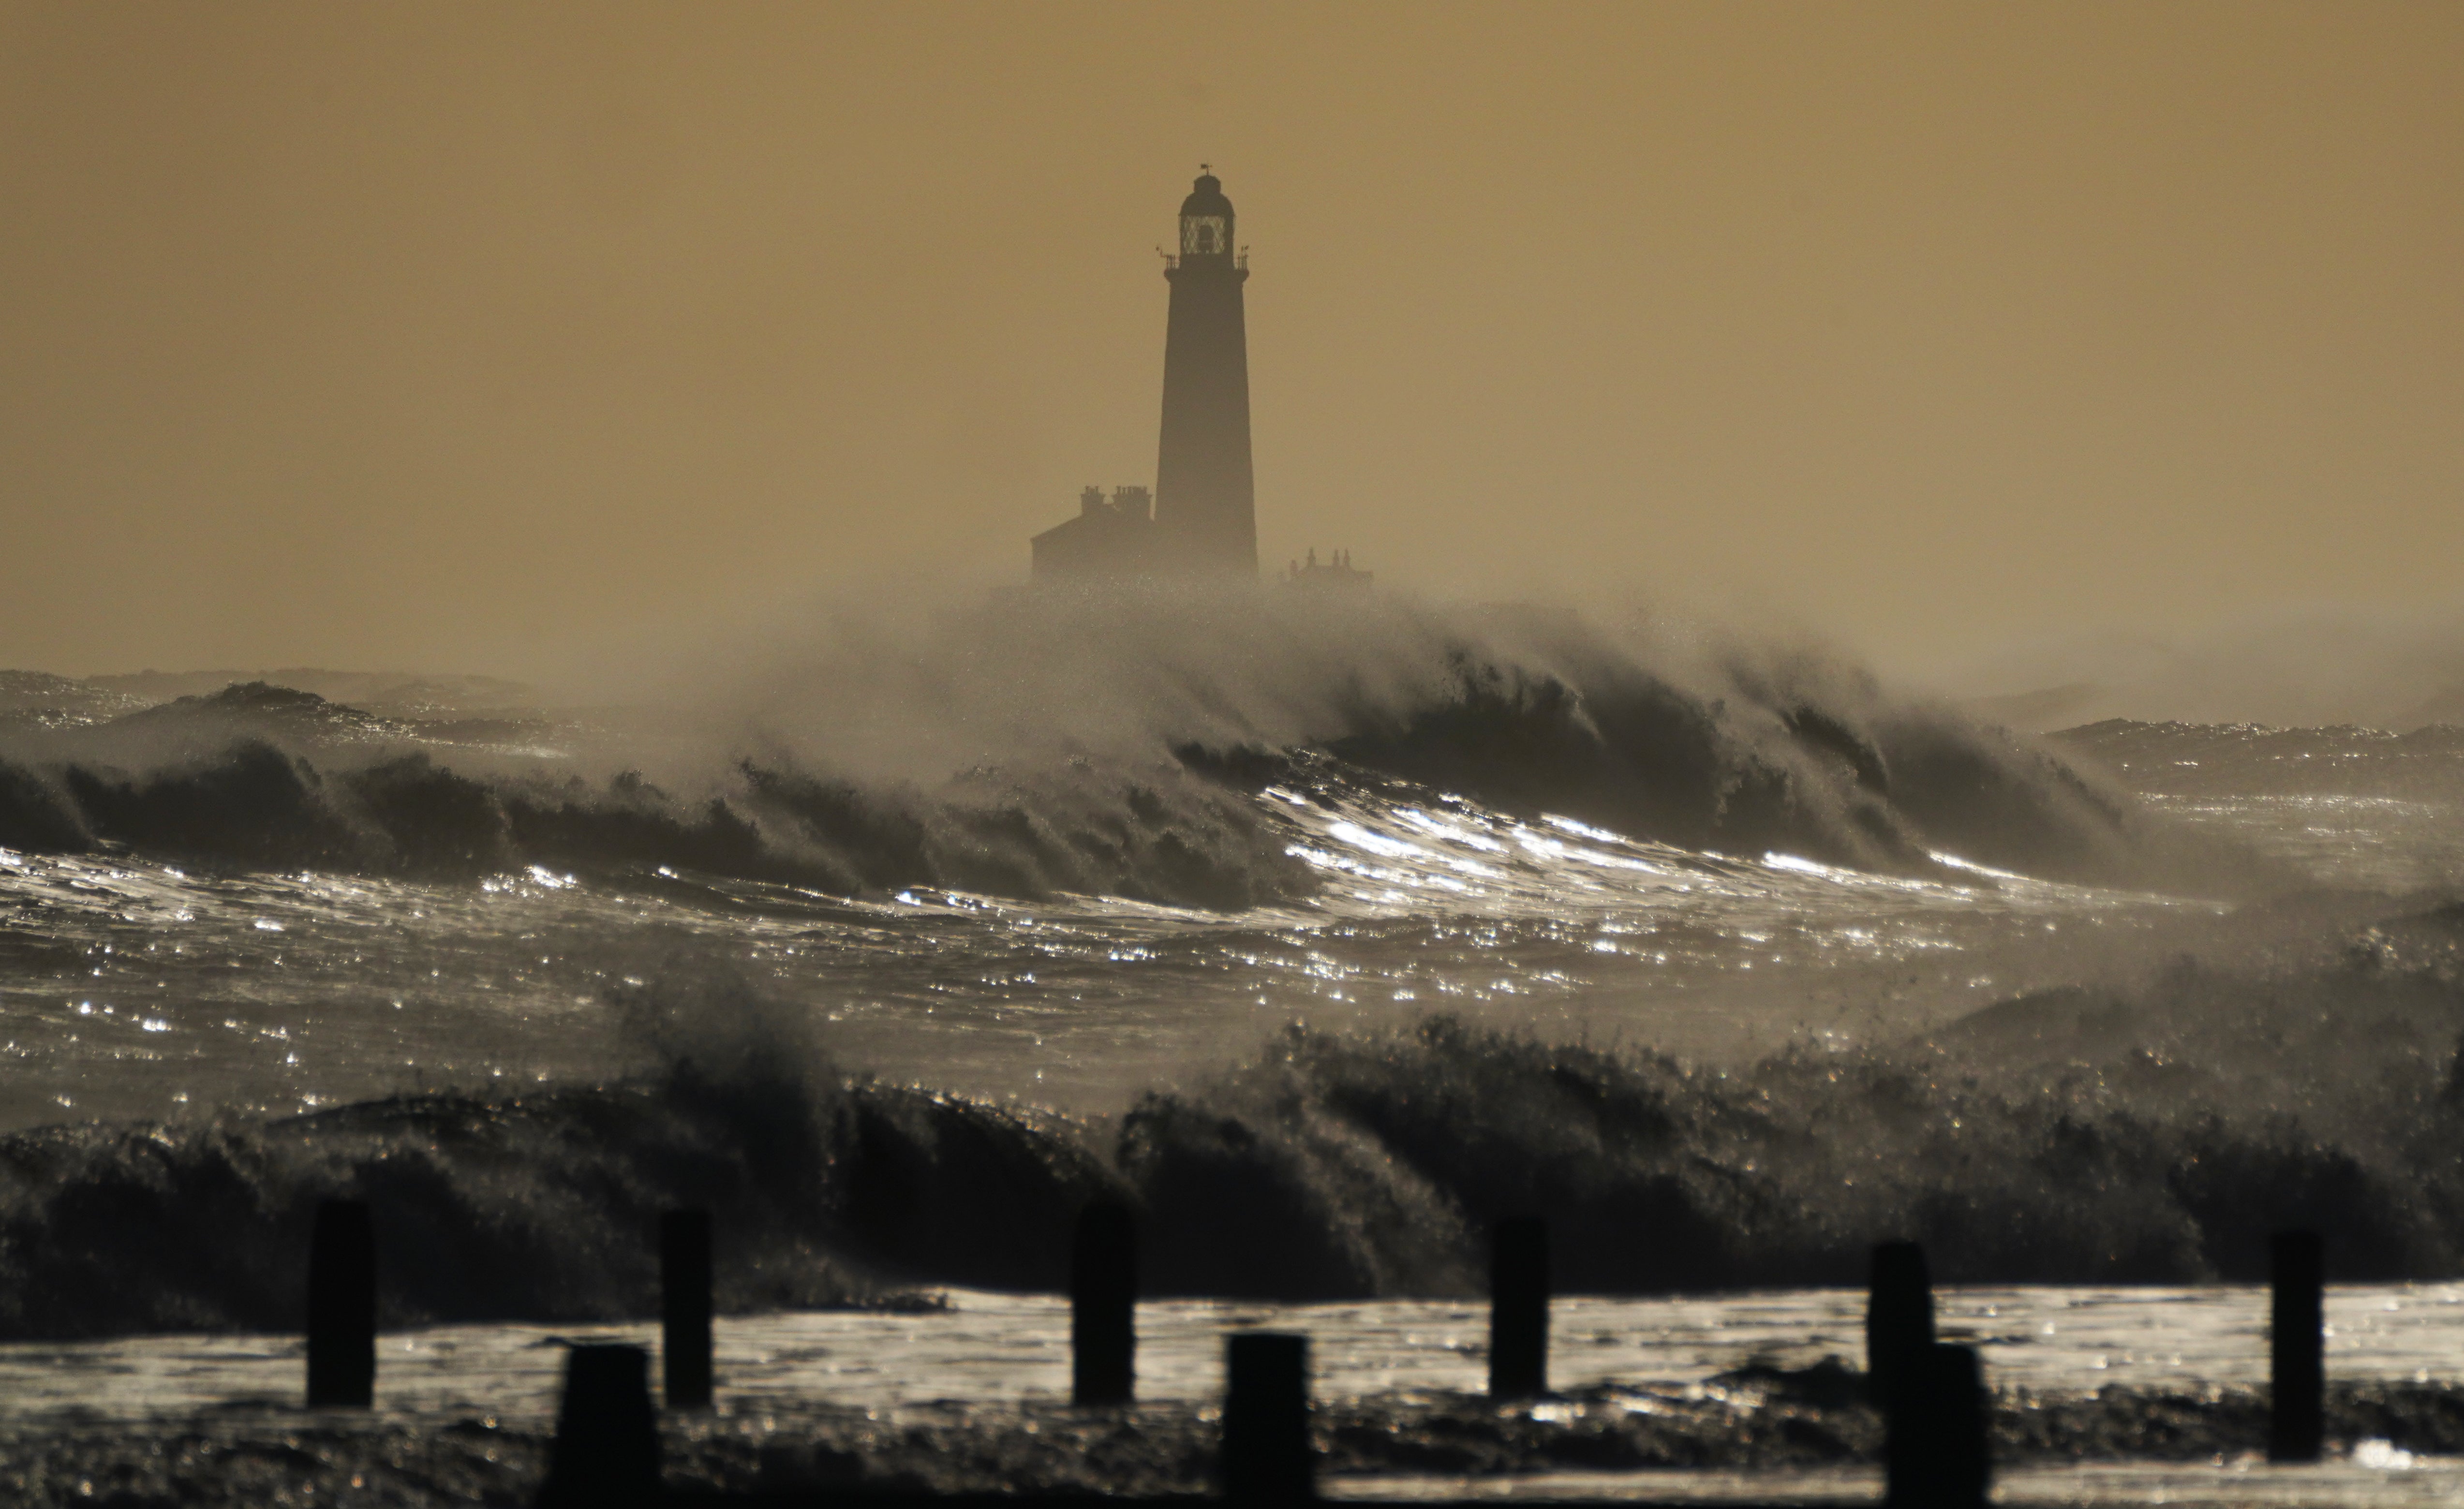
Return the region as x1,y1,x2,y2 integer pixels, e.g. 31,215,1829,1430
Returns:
300,1199,2333,1504
304,1205,714,1412
1074,1211,1552,1410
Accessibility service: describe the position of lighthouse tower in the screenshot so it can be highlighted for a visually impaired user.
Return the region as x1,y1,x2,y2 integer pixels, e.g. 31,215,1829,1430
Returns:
1152,170,1257,576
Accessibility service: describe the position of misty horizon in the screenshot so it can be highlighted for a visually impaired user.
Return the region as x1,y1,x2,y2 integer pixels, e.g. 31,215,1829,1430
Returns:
3,2,2459,692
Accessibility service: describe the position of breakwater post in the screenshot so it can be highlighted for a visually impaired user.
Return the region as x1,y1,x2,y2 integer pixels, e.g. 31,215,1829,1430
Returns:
1866,1239,1935,1408
1072,1199,1137,1406
662,1209,714,1410
540,1344,661,1508
1223,1331,1312,1502
1885,1342,1990,1509
2270,1229,2324,1462
1488,1216,1549,1399
305,1198,375,1408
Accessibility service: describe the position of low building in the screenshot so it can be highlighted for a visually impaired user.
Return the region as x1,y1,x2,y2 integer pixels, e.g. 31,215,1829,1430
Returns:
1029,486,1156,582
1283,547,1373,592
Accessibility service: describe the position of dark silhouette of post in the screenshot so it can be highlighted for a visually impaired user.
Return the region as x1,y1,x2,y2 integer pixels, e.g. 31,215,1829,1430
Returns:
1885,1342,1990,1509
540,1344,660,1508
1488,1216,1548,1399
661,1210,713,1410
2270,1229,2324,1462
305,1199,375,1407
1867,1239,1936,1409
1223,1331,1312,1502
1071,1200,1136,1406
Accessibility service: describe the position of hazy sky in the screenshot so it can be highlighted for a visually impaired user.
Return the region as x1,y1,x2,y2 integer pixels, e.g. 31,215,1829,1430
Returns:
1,2,2457,680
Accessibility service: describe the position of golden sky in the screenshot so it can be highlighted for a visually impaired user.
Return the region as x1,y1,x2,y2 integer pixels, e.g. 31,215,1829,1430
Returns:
1,2,2457,679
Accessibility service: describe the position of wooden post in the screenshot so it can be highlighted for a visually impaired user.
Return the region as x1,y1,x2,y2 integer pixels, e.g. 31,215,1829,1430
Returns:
2270,1229,2324,1463
1885,1342,1990,1509
1488,1216,1548,1399
1071,1200,1136,1406
1866,1239,1935,1410
540,1344,661,1508
305,1199,375,1408
661,1209,713,1410
1223,1331,1312,1502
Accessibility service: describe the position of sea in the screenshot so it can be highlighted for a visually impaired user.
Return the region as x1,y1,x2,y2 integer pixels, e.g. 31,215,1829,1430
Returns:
1,590,2461,1507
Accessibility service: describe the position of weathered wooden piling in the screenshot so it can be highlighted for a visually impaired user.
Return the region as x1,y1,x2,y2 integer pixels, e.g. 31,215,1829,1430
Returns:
662,1209,714,1410
540,1344,661,1508
1223,1331,1313,1502
2270,1229,2324,1463
1885,1342,1990,1509
1071,1200,1137,1406
1488,1216,1549,1399
305,1198,375,1408
1865,1239,1936,1409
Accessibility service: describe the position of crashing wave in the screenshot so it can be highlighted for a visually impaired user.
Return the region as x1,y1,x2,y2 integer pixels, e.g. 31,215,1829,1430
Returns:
1,898,2458,1337
0,595,2261,908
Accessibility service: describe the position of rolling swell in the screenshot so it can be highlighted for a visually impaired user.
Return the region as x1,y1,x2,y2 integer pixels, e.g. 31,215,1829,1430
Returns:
0,979,1118,1339
0,711,1302,910
1297,648,2173,889
0,589,2255,907
6,900,2461,1337
1127,897,2464,1296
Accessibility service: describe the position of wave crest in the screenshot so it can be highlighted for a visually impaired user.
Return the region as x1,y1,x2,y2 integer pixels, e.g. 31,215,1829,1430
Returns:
3,899,2459,1336
0,593,2260,905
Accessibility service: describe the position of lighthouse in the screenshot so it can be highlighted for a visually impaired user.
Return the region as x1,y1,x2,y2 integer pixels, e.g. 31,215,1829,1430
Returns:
1029,171,1286,584
1152,169,1257,575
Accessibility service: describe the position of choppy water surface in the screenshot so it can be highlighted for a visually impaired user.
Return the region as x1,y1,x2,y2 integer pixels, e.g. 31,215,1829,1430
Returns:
2138,795,2464,893
0,764,2198,1129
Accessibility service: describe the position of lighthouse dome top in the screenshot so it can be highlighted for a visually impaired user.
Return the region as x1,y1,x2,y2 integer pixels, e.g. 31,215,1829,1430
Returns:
1180,172,1233,219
